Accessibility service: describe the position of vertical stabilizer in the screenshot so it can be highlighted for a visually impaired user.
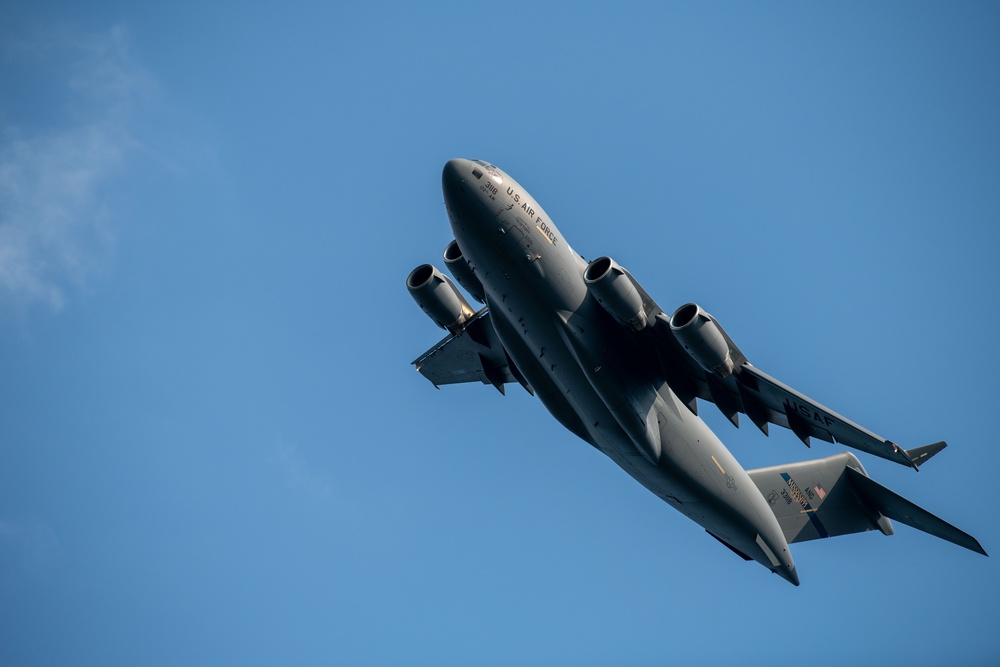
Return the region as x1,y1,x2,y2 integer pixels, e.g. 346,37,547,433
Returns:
748,452,986,556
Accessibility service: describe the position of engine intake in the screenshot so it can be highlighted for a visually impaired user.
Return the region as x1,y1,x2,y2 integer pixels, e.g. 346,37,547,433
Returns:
583,256,648,331
443,239,486,304
406,263,475,334
669,303,737,377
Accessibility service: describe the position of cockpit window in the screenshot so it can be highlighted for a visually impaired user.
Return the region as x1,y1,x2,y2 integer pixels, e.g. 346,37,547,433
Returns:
485,165,503,185
471,160,502,184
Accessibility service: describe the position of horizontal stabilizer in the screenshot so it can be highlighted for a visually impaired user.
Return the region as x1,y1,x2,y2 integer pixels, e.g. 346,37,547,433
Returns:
845,466,987,555
748,452,987,556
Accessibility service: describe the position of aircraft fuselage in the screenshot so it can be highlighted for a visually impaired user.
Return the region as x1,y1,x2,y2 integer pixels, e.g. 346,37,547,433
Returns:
440,159,798,584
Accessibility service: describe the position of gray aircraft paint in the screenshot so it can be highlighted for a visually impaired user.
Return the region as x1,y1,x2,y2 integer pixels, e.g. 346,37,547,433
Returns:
408,159,986,585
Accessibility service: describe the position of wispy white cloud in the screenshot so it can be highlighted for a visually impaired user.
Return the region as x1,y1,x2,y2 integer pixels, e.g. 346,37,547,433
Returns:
0,24,151,315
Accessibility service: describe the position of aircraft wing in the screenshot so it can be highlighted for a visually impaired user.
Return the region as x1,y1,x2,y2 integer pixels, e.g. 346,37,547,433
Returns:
412,309,529,394
623,270,943,471
734,363,946,469
652,316,945,470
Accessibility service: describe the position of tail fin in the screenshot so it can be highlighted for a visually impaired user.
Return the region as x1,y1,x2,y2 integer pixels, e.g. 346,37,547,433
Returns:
747,452,987,555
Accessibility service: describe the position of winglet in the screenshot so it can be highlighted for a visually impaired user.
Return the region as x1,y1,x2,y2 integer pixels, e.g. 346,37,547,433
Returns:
904,441,947,469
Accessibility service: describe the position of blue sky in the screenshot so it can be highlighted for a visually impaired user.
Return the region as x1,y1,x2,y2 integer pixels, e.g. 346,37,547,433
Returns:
1,2,998,665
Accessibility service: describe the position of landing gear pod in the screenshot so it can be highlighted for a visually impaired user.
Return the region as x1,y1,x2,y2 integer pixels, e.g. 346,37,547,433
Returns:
406,264,475,334
670,303,737,377
443,240,485,304
583,256,648,331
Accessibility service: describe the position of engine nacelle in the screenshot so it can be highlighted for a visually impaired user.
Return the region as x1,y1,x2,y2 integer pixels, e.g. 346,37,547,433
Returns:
669,303,737,377
443,239,485,304
406,263,475,334
583,256,648,331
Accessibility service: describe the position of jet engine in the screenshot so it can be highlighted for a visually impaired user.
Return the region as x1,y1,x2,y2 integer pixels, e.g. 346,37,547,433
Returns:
669,303,737,377
443,239,486,304
583,256,648,331
406,263,475,334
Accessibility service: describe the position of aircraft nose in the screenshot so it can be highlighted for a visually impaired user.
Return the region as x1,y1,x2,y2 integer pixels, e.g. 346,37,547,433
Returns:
442,158,483,225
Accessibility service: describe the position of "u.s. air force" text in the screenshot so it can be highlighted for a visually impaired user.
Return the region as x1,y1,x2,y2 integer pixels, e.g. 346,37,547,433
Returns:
507,187,557,245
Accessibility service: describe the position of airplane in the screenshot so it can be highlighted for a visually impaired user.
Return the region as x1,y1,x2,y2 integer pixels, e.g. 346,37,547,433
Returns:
406,158,987,585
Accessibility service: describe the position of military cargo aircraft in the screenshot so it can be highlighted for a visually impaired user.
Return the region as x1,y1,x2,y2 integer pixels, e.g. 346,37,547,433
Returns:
406,158,986,585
